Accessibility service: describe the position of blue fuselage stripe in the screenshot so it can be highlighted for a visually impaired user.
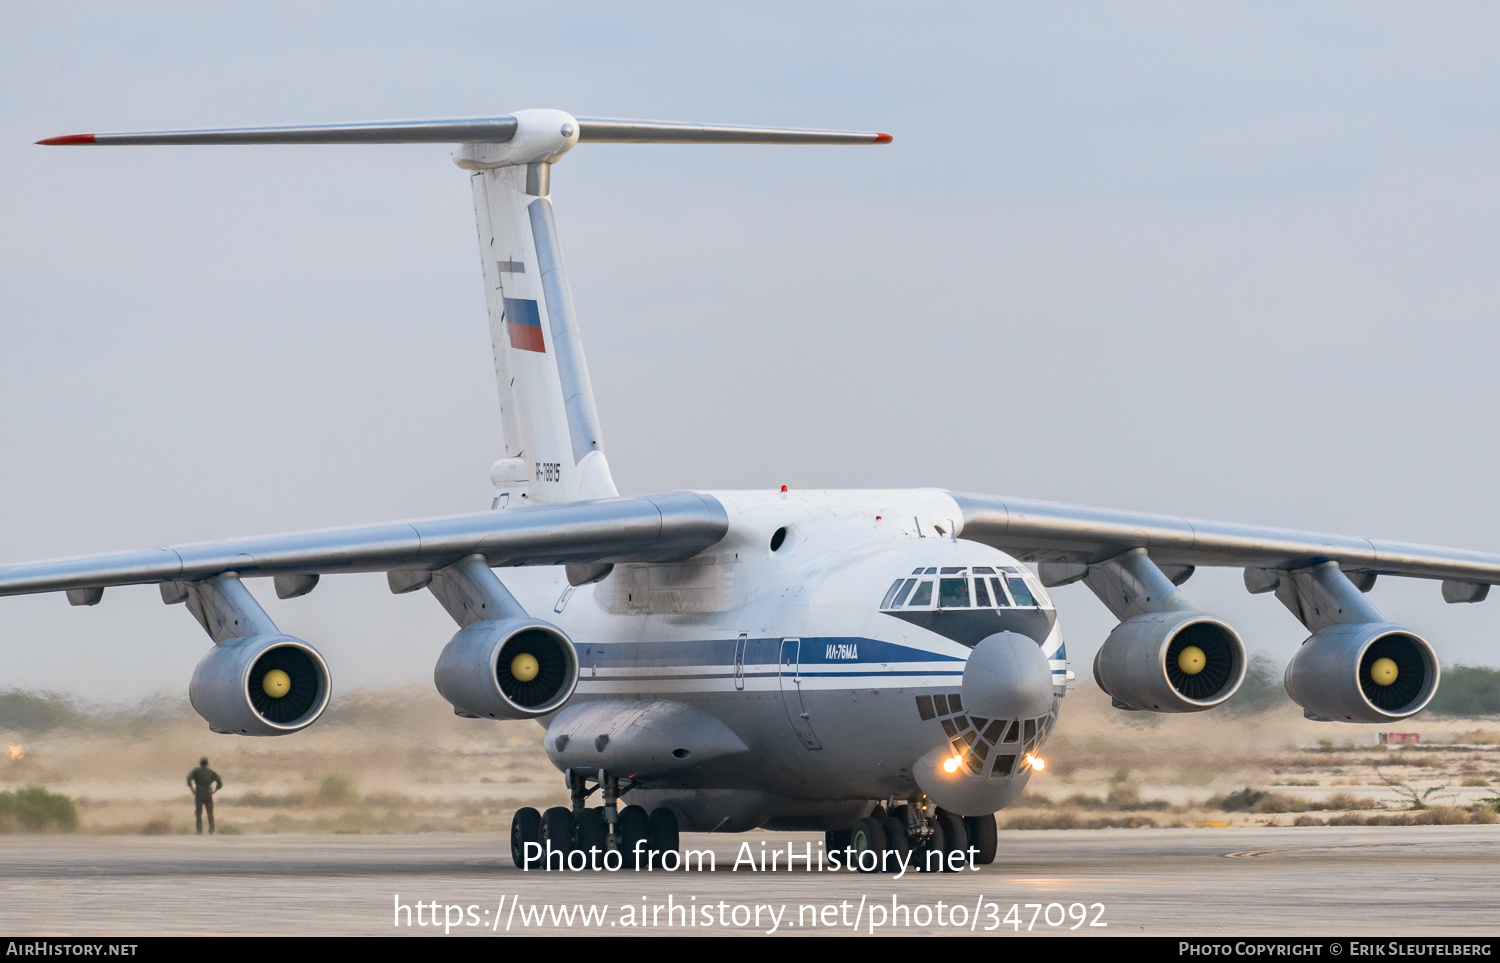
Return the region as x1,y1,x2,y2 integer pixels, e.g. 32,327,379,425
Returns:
572,635,965,669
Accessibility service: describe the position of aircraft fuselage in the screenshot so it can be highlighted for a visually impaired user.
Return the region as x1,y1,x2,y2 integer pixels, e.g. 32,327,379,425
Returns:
502,489,1068,830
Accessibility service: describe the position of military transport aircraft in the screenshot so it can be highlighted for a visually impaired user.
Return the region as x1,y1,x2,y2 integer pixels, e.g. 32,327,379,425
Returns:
9,111,1500,872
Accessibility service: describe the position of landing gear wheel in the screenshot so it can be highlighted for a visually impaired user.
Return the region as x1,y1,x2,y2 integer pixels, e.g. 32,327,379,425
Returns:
575,807,607,859
937,811,967,873
850,816,887,873
542,806,574,863
964,813,998,865
916,820,946,873
882,814,909,870
647,808,679,867
618,804,649,868
511,807,541,869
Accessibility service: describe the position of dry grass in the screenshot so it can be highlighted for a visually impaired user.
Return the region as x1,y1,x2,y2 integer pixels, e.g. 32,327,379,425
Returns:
1000,682,1500,830
6,681,1500,834
0,686,563,835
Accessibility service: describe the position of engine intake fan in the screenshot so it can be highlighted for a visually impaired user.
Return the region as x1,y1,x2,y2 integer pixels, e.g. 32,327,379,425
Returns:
435,618,579,720
1284,623,1439,723
189,635,332,736
1093,611,1246,712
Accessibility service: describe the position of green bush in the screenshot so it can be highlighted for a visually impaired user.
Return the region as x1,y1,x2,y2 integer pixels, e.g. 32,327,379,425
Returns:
1216,787,1313,814
316,774,358,806
1219,787,1268,811
0,688,187,736
0,690,78,733
0,786,79,833
1426,666,1500,717
1222,653,1289,715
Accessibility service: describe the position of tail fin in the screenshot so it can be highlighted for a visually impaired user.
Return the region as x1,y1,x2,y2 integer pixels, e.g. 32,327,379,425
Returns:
40,110,892,505
458,111,614,506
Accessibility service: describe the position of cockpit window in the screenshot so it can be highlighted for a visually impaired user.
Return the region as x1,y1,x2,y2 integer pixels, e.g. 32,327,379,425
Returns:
880,566,1050,611
938,578,970,608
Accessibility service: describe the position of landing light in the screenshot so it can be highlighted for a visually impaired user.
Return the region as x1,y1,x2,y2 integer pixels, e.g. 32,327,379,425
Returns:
942,755,962,774
1025,753,1046,772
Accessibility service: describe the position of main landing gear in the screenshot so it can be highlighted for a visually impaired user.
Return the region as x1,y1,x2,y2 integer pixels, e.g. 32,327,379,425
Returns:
510,770,680,870
826,798,998,873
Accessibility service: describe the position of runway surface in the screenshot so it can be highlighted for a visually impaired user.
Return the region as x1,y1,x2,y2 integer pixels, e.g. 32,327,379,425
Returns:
2,826,1497,936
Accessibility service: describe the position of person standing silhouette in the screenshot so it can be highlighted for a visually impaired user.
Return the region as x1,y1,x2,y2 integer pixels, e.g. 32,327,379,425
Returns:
187,757,222,834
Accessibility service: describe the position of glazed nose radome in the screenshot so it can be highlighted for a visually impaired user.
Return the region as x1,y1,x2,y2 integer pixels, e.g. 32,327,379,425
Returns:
962,631,1055,720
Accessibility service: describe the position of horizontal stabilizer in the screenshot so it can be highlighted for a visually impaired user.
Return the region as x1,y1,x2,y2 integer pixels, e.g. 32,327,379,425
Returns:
575,118,891,145
38,115,891,147
37,118,522,146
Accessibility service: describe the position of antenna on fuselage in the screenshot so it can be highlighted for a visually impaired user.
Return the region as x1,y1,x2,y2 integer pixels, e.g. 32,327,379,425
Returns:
39,112,892,506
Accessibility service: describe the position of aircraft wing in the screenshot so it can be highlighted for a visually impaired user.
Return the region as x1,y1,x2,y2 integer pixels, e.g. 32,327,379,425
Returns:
0,492,727,598
950,492,1500,593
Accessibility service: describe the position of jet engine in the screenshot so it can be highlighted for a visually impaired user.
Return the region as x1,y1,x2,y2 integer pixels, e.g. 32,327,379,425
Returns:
434,618,579,719
1283,623,1439,723
1092,611,1246,712
189,634,332,736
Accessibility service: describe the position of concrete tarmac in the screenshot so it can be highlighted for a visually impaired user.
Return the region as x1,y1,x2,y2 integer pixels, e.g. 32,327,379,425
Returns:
1,826,1498,937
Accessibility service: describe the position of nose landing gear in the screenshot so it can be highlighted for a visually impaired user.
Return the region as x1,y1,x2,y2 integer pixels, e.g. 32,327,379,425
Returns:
826,797,997,873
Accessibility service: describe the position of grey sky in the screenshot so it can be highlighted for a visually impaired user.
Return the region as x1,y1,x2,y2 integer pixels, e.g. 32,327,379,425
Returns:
2,3,1499,700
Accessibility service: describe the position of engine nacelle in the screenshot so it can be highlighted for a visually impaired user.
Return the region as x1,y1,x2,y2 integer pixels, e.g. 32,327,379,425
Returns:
1093,611,1246,712
434,618,579,720
1283,623,1439,723
189,634,332,736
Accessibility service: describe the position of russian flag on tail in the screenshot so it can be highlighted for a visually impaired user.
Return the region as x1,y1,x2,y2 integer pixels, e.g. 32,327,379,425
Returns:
503,297,545,352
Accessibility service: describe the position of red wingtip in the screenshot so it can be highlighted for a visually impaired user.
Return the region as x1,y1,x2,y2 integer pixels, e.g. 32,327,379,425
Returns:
36,133,96,146
874,132,893,144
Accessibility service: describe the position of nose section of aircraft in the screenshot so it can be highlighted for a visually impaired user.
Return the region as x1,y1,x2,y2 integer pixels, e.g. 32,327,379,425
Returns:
915,632,1057,816
962,631,1055,720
